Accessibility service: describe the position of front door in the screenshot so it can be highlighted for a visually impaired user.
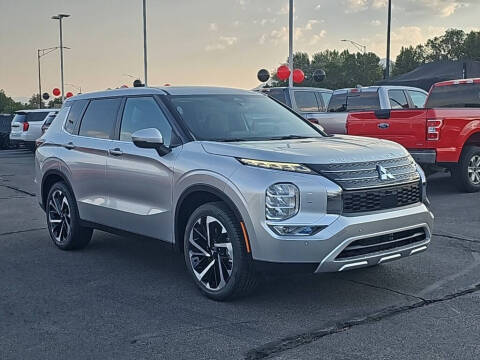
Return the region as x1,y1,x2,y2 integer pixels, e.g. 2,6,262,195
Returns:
105,96,180,242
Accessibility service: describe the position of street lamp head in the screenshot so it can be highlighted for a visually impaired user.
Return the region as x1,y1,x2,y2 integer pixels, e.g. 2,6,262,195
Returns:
52,14,70,20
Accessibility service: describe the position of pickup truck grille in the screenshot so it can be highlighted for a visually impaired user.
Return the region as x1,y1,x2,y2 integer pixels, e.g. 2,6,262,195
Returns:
343,182,421,213
308,156,420,191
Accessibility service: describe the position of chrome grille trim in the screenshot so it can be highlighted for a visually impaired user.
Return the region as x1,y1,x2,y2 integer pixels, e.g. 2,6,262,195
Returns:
308,156,420,190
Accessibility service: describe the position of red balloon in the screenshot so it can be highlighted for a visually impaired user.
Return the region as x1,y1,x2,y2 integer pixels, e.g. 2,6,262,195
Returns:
66,92,74,98
277,65,291,81
52,88,61,96
293,69,305,84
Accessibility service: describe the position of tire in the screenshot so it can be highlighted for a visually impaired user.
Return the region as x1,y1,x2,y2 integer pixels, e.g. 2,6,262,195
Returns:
183,202,258,301
452,146,480,193
46,181,93,250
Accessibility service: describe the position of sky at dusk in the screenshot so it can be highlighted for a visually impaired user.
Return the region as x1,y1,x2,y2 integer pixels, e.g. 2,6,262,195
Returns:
1,0,479,101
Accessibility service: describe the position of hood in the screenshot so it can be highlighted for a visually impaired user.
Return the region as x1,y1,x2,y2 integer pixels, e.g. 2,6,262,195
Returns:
201,135,409,164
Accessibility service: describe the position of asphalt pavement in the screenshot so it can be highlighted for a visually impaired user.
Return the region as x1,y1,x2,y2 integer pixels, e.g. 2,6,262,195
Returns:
1,148,479,360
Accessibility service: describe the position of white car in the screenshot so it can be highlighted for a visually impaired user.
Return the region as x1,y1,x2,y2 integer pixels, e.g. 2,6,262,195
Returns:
9,109,58,150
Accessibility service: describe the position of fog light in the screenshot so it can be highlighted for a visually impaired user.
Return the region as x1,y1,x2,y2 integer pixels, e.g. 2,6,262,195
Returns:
270,225,325,236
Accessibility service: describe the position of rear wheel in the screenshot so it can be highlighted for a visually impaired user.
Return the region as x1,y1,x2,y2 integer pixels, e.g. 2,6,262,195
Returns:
452,146,480,193
183,202,257,301
46,182,93,250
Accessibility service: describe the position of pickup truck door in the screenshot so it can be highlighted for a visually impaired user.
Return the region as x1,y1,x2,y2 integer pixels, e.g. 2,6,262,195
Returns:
347,109,427,149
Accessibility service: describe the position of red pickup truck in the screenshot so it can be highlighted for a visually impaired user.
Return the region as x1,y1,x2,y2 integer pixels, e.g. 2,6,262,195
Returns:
346,78,480,192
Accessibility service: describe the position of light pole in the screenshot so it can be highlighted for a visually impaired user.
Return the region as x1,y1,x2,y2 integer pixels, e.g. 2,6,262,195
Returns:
51,14,70,103
341,39,367,54
37,46,66,108
142,0,148,86
385,0,392,79
288,0,294,87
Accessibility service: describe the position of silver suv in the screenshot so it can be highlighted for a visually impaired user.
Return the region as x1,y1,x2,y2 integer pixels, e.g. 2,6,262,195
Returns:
35,87,434,300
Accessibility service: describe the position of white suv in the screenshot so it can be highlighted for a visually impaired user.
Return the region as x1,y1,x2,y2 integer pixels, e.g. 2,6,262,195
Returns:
10,109,58,150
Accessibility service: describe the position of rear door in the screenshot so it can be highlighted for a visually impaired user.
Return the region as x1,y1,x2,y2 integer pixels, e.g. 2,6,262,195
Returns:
63,97,122,223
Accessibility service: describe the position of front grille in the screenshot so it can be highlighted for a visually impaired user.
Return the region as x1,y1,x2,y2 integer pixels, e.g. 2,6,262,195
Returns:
336,228,427,259
343,182,421,213
308,156,420,191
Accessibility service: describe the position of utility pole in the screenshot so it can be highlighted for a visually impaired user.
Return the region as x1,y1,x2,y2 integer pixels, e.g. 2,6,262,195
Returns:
288,0,294,87
37,46,68,109
143,0,148,86
51,14,70,102
385,0,392,79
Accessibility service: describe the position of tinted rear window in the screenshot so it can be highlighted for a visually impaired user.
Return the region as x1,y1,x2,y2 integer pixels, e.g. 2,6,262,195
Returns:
13,112,49,122
346,91,380,112
65,100,88,134
426,83,480,108
79,98,121,139
44,114,56,125
327,93,347,112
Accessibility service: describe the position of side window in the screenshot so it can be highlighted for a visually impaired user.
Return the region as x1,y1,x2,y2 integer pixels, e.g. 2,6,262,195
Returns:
294,91,319,112
267,90,287,105
79,98,121,139
120,97,172,146
65,99,88,134
388,90,409,109
320,92,332,110
408,90,427,108
327,93,347,112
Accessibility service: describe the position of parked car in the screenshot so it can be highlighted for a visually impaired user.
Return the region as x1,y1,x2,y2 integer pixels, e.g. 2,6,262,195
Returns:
314,86,428,134
41,111,59,134
259,87,333,124
9,109,58,150
36,87,433,300
346,78,480,192
0,114,14,149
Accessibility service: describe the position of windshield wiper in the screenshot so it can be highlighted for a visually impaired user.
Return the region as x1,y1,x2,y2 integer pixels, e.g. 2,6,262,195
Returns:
268,135,313,140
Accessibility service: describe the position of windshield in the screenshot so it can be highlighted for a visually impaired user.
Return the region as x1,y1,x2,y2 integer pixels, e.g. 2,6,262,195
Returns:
168,94,324,141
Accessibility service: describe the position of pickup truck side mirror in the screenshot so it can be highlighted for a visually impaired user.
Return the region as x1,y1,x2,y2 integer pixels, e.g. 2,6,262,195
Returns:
132,128,171,156
374,109,391,119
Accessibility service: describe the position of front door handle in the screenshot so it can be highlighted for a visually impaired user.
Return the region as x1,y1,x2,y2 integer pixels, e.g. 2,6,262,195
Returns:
108,148,123,156
63,142,75,150
377,123,390,129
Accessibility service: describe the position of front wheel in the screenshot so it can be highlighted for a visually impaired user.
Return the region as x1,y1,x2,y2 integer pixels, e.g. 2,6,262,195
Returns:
452,146,480,193
183,202,258,301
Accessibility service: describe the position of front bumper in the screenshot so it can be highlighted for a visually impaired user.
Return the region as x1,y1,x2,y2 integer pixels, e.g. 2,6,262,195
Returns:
250,203,434,273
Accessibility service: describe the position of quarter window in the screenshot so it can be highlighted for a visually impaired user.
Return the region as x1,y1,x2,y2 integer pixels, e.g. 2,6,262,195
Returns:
294,91,319,112
388,90,409,109
408,91,427,108
120,97,172,145
79,98,121,139
65,99,88,134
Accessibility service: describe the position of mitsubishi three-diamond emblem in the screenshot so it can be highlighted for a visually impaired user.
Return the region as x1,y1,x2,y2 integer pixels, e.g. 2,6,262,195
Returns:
376,165,396,181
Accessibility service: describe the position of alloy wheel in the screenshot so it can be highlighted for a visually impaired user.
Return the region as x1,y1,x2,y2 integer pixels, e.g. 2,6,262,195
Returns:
47,189,71,243
468,154,480,185
188,216,234,291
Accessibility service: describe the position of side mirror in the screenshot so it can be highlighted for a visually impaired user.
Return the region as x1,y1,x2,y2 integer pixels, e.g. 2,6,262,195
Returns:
374,109,391,119
131,128,171,156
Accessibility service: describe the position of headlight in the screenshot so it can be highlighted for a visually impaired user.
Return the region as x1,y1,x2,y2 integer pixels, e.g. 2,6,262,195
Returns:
239,158,313,174
266,183,299,220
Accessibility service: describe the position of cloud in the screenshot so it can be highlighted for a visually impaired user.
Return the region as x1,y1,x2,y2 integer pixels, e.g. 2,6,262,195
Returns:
258,34,267,45
315,4,321,10
345,0,368,13
309,30,327,45
404,0,472,17
305,19,319,31
277,2,292,15
372,0,387,8
371,19,381,26
205,36,238,51
209,23,218,31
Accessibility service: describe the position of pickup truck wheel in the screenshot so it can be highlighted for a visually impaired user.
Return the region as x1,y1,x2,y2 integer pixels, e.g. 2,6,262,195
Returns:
184,202,258,301
46,182,93,250
453,146,480,193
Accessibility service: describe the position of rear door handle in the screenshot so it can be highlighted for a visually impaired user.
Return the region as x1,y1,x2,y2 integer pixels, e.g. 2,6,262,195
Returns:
108,148,123,156
63,142,75,150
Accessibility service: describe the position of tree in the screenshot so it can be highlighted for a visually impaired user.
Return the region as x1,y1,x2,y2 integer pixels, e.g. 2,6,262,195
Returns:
0,90,29,114
392,46,425,76
424,29,466,62
464,31,480,61
27,94,45,109
47,98,63,108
